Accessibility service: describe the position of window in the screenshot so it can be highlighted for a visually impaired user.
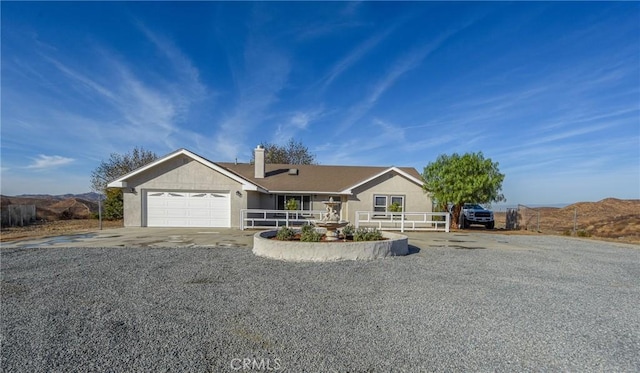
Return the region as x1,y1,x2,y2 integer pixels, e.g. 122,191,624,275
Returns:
390,196,404,209
374,195,387,213
373,195,405,216
276,195,311,210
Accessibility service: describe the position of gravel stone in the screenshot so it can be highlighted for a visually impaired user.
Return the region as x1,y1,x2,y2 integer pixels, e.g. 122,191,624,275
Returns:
1,235,638,372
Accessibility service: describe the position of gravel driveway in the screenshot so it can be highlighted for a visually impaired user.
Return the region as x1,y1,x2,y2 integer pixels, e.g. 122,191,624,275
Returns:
2,235,638,372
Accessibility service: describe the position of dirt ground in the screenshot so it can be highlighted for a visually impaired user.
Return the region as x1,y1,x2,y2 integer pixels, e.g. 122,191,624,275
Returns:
1,219,124,243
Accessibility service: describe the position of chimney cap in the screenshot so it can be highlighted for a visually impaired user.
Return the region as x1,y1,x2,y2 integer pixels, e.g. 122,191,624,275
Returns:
256,144,264,149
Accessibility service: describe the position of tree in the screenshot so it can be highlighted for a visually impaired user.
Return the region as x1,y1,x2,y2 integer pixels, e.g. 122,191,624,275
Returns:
422,152,505,228
90,147,158,220
102,188,124,220
251,139,317,164
90,147,158,193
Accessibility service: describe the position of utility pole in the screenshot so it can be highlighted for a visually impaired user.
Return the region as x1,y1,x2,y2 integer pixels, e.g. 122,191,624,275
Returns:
98,193,103,230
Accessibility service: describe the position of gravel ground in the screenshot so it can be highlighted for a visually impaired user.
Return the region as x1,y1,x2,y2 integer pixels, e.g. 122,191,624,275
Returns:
1,235,639,372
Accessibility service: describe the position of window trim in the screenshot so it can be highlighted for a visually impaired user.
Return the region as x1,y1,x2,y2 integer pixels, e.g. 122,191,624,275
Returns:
276,194,312,211
373,194,405,218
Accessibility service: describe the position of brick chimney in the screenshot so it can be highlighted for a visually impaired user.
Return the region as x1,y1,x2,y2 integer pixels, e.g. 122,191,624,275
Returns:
254,145,265,178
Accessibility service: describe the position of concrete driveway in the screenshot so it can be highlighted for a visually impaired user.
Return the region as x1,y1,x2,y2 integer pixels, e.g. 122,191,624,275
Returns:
1,227,531,252
1,227,256,249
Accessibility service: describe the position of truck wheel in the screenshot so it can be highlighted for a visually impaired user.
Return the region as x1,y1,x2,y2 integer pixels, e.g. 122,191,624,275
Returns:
462,217,469,229
486,221,495,229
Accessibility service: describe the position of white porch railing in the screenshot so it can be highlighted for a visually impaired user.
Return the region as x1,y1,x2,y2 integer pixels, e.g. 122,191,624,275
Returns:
240,209,325,230
355,211,450,232
241,209,450,232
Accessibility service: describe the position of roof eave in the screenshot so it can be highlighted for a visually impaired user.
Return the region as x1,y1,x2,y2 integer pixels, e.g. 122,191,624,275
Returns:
106,149,261,191
267,190,352,195
340,167,424,193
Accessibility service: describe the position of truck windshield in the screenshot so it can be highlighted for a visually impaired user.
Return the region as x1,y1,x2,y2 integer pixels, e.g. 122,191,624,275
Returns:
465,204,484,209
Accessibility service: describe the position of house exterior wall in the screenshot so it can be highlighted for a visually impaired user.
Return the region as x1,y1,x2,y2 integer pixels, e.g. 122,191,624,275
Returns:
238,173,428,225
121,154,246,227
346,171,431,222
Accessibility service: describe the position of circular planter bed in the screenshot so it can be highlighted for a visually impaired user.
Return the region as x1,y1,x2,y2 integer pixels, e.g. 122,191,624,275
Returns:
253,230,408,262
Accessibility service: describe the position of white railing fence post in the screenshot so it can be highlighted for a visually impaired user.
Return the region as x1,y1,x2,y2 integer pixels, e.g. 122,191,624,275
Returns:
445,213,450,232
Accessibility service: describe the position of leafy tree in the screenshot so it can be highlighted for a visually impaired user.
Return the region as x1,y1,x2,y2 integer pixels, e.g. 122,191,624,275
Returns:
422,152,505,228
90,147,158,193
251,139,317,164
90,147,158,220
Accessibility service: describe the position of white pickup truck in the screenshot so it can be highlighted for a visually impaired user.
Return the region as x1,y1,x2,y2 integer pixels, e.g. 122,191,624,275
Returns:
460,203,495,229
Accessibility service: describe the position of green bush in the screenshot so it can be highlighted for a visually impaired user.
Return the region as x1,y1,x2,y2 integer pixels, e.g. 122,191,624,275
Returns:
353,227,383,242
300,227,322,242
103,189,123,220
341,224,355,237
388,202,402,213
285,198,299,210
301,224,314,234
276,226,295,240
576,230,591,238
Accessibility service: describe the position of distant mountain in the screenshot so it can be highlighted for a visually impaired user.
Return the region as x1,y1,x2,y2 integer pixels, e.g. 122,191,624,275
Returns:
1,194,100,221
13,192,102,201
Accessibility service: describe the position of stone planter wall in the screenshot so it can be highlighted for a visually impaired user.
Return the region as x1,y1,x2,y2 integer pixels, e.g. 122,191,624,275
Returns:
253,230,408,262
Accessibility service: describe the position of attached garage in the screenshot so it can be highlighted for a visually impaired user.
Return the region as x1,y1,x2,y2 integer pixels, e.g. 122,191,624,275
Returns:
145,191,231,227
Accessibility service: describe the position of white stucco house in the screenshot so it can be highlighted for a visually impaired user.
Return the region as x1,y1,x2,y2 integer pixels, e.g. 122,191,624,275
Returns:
107,146,432,228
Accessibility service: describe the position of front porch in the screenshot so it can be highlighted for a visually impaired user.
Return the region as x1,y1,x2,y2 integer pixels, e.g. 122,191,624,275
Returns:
240,209,450,232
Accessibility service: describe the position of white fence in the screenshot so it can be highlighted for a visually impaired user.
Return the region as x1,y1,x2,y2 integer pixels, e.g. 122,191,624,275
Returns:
355,211,450,232
240,209,324,230
240,209,450,232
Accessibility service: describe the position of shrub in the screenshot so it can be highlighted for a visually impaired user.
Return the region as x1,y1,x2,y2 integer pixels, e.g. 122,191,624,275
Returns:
285,198,299,210
301,224,314,235
103,189,123,220
301,227,322,242
59,210,74,220
388,202,402,213
276,226,295,240
366,228,383,241
576,230,591,238
341,224,355,237
353,227,383,241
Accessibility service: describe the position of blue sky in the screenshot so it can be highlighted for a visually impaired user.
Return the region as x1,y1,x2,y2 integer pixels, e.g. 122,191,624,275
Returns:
2,2,639,205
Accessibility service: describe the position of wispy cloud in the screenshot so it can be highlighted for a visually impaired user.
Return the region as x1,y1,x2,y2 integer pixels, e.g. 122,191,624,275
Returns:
44,56,117,100
317,117,411,165
211,32,291,160
272,108,324,144
337,28,459,134
27,155,74,169
318,26,395,92
136,22,208,100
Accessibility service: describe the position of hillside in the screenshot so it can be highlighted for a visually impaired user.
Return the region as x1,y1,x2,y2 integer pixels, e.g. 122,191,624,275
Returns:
508,198,639,243
15,192,102,202
1,195,98,221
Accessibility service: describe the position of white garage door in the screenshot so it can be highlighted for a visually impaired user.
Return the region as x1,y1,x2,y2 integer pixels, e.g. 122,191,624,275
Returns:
146,191,230,227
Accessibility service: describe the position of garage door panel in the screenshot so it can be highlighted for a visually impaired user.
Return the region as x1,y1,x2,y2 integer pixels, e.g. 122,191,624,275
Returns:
189,209,213,218
146,191,230,227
